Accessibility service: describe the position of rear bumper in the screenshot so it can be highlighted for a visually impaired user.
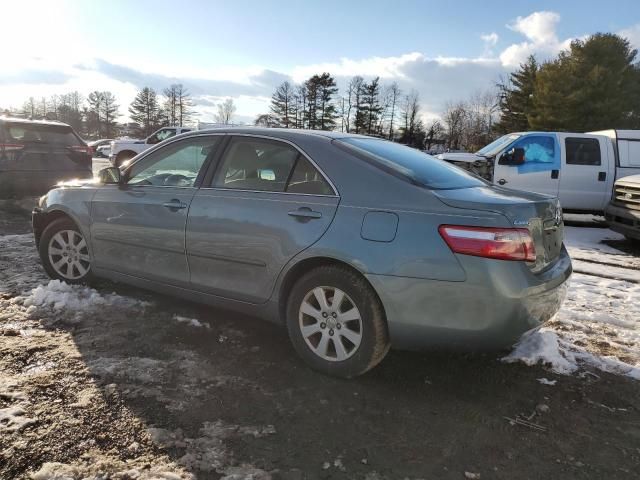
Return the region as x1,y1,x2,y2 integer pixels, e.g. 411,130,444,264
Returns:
0,170,92,199
604,203,640,240
366,246,572,350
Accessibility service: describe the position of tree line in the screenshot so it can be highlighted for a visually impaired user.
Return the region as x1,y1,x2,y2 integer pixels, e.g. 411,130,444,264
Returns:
4,84,196,139
3,32,638,149
256,74,427,148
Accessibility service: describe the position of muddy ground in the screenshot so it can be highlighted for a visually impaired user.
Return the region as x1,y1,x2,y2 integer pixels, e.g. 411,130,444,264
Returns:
0,203,639,480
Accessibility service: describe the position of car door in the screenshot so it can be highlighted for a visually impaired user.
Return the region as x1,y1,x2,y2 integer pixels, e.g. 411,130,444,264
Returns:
186,135,339,303
493,134,560,198
90,135,224,287
557,135,609,211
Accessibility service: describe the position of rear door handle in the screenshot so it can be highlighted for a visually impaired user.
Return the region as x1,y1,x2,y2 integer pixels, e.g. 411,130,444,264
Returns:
551,169,559,179
497,179,507,185
288,207,322,219
163,199,188,210
598,171,606,181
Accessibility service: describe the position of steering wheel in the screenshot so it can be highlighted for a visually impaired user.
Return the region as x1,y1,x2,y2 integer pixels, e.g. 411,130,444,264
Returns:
163,174,191,187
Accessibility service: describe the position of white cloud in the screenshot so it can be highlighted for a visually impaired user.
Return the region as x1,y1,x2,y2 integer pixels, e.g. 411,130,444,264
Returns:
500,11,565,67
481,32,499,56
290,52,423,83
619,23,640,50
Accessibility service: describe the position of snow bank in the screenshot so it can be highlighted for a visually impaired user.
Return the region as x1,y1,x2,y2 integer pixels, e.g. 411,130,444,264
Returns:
505,227,640,380
21,280,148,313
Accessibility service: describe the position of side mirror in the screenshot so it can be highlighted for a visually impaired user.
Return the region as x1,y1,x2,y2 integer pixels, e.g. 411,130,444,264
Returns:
146,135,159,145
98,167,122,184
499,147,525,166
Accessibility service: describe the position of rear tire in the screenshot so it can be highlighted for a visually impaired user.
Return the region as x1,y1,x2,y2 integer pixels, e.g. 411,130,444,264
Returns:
286,265,390,378
39,217,93,285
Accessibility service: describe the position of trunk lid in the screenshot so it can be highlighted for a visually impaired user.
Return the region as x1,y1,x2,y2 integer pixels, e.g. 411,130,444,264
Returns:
433,185,563,271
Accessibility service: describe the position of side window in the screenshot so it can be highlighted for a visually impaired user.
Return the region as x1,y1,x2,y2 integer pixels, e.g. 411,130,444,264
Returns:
214,138,298,192
286,157,334,195
565,138,601,166
513,136,555,164
127,136,222,187
147,128,176,145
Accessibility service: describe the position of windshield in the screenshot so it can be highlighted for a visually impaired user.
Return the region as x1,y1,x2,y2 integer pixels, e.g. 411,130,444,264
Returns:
476,133,521,157
337,137,485,190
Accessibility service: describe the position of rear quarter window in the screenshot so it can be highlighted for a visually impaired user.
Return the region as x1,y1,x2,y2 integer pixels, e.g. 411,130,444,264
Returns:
5,123,82,146
336,137,485,189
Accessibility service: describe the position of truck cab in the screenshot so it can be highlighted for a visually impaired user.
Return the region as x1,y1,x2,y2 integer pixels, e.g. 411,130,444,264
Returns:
109,126,191,167
438,130,640,214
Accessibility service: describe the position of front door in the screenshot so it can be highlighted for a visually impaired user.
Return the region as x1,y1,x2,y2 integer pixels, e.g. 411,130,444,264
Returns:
186,135,339,303
90,135,224,286
557,135,609,211
493,134,560,198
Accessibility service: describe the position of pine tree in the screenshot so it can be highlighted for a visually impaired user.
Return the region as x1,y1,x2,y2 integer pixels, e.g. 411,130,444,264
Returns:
129,87,161,136
87,91,104,137
101,92,119,137
316,73,338,130
530,33,640,131
495,55,538,133
270,81,296,128
355,77,383,135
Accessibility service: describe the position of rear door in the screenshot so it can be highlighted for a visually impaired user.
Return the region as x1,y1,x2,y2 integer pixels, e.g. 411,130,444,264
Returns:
186,135,339,303
0,122,91,197
557,134,609,211
90,135,224,287
493,134,560,198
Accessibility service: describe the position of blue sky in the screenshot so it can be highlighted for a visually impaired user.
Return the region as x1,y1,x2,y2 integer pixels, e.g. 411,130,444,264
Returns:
1,0,639,123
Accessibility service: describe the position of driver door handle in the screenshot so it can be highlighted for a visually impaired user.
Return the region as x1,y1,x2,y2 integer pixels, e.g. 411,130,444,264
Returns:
163,199,188,210
288,207,322,219
497,179,507,185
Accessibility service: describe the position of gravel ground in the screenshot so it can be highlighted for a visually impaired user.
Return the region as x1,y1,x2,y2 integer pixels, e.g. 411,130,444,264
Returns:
1,203,639,480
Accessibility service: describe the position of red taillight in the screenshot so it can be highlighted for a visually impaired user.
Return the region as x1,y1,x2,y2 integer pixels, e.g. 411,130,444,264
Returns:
438,225,536,262
0,143,25,152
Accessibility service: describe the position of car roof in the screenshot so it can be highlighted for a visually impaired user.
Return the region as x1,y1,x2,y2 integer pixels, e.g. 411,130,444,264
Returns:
192,126,381,142
0,116,73,128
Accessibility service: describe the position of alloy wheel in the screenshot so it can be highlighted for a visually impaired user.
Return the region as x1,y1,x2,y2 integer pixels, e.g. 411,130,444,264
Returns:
48,230,90,280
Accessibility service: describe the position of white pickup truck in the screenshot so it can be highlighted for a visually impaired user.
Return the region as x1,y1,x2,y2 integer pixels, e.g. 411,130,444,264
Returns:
438,130,640,214
109,126,192,167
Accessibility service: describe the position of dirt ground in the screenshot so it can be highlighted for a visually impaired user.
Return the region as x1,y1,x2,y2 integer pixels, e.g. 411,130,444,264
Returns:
1,204,639,480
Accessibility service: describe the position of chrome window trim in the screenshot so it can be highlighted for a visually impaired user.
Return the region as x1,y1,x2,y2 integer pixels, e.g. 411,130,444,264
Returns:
197,186,338,198
208,133,340,197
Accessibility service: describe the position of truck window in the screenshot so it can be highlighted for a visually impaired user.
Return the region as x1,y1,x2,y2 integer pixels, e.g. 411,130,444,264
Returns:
618,140,640,167
512,136,555,164
565,138,601,166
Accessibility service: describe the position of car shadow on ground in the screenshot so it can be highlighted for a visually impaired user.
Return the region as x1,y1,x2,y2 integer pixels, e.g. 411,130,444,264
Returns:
43,277,640,480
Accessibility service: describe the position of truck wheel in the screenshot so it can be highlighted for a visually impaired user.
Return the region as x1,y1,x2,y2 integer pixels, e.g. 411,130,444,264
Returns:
115,151,135,168
39,218,93,284
286,265,390,378
625,235,640,245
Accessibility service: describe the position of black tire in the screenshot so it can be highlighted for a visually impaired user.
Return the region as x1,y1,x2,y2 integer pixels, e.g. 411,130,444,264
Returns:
286,265,390,378
625,235,640,245
115,151,135,168
39,217,93,285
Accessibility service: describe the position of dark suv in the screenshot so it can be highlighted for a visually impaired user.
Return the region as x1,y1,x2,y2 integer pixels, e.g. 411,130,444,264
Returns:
0,118,92,198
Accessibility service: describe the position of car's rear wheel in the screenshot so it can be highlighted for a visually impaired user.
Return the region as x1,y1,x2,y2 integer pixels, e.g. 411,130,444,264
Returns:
39,218,92,284
286,265,390,378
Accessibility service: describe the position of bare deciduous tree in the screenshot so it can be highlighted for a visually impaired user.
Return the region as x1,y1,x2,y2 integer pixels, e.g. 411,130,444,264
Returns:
215,98,236,125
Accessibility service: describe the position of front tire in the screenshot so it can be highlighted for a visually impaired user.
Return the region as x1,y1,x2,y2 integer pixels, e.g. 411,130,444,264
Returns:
39,218,93,284
286,265,390,378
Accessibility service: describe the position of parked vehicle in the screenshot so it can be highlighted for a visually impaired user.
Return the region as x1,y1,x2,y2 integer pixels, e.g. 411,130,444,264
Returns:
438,130,640,214
605,174,640,242
33,128,571,377
0,117,92,199
109,126,191,167
88,139,113,158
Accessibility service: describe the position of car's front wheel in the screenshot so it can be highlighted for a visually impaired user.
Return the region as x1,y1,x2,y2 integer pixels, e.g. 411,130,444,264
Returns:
286,265,390,378
39,217,92,284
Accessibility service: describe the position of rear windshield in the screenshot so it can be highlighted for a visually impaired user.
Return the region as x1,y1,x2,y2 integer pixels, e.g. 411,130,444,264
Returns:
336,137,485,190
3,123,82,146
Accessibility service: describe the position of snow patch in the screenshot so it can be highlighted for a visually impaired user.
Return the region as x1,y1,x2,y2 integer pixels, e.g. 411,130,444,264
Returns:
21,279,148,313
537,377,557,386
0,405,36,432
174,314,210,329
